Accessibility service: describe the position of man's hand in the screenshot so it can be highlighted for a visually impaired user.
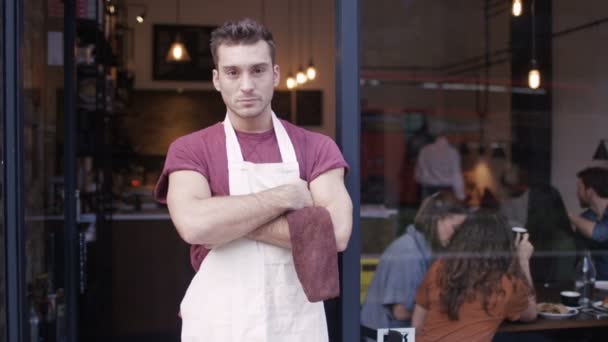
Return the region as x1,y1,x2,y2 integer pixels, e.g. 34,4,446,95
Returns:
279,179,313,210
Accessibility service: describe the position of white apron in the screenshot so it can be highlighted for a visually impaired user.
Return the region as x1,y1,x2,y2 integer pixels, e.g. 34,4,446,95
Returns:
180,112,328,342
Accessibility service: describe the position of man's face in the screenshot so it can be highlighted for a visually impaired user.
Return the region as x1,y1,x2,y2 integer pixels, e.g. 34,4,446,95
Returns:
212,40,279,122
577,179,590,208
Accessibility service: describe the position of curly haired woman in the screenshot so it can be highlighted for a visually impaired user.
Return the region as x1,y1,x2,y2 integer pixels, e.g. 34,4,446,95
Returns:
412,210,537,342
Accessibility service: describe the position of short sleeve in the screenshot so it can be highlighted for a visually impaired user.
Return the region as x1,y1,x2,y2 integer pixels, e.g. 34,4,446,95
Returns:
379,252,427,311
504,278,531,321
154,137,208,204
415,261,440,310
309,135,349,181
592,222,608,243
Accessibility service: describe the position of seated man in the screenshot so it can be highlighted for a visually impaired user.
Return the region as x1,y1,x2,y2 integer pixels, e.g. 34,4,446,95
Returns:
569,167,608,280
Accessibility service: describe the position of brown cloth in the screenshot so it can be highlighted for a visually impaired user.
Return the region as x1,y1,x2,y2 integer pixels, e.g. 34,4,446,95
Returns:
286,206,340,302
189,206,339,302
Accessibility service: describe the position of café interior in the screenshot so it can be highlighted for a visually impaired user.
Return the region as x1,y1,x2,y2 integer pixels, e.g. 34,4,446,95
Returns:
3,0,608,341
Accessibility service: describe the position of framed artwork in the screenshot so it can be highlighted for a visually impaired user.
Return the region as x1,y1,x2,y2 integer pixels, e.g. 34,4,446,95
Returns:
295,90,323,126
153,24,216,81
272,91,293,122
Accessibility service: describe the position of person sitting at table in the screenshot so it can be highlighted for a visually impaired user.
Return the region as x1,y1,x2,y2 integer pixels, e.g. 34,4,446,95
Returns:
360,192,467,341
412,210,537,342
525,184,578,284
569,167,608,280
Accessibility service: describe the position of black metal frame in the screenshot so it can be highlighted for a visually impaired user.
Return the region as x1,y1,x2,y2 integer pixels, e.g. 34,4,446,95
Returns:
63,1,80,341
336,1,360,341
3,0,27,340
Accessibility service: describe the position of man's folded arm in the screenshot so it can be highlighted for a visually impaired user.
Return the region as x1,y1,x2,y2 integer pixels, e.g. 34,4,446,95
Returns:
248,167,353,252
166,170,309,247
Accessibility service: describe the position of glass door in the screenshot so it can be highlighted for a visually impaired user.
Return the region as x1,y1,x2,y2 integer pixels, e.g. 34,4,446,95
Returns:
22,0,70,340
21,0,113,341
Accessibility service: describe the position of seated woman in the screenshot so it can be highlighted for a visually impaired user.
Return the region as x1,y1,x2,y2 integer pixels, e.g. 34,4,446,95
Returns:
412,210,537,342
525,184,578,284
360,192,467,340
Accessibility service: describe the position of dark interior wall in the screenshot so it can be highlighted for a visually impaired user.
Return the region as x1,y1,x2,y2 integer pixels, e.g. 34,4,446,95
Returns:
120,89,321,157
120,90,226,156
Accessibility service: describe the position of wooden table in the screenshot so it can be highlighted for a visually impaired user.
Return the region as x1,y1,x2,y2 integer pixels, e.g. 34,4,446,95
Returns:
498,284,608,333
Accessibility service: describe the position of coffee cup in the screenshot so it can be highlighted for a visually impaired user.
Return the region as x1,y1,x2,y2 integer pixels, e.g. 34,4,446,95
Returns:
560,291,581,307
512,227,528,234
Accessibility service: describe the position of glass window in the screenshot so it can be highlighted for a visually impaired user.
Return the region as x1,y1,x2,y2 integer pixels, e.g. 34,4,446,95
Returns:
359,0,608,338
23,0,67,340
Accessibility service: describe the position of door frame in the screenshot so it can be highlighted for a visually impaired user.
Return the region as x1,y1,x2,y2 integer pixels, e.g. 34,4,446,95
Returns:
3,0,27,340
336,1,361,341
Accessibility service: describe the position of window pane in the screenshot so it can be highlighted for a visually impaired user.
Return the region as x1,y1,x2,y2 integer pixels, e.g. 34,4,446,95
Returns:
360,0,607,338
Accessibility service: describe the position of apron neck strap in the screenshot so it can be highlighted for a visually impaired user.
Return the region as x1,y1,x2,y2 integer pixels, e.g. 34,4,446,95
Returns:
223,112,297,164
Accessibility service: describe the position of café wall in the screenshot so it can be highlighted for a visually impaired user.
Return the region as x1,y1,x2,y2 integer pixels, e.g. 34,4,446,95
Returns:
124,0,337,148
360,0,513,198
551,0,608,212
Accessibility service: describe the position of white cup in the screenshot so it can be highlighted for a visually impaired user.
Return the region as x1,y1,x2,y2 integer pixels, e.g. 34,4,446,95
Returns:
512,227,528,234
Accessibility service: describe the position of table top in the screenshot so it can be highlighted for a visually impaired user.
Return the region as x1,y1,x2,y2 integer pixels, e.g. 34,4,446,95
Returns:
498,283,608,333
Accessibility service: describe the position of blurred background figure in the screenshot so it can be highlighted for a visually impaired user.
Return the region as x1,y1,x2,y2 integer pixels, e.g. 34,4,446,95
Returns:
569,167,608,280
500,166,530,227
415,122,465,201
525,184,578,285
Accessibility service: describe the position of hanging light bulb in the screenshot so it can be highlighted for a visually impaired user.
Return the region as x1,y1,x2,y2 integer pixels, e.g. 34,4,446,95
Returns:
528,62,541,89
528,0,540,89
296,66,307,84
166,0,191,62
286,74,297,89
306,60,317,80
136,11,146,23
166,34,191,62
512,0,523,17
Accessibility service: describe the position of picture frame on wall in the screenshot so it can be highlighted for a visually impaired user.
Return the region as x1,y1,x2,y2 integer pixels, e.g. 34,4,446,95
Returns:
295,90,323,126
152,24,216,81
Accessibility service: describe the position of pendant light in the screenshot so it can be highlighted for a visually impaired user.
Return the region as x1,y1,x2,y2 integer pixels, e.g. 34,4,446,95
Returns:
166,0,191,62
528,0,540,89
286,0,297,89
295,0,307,84
593,140,608,160
305,0,317,80
512,0,523,17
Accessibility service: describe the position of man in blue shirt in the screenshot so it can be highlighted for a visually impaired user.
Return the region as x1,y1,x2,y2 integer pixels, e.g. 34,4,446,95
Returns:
569,167,608,279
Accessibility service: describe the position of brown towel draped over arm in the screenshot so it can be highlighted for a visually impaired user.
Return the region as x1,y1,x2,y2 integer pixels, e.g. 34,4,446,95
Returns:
286,206,339,302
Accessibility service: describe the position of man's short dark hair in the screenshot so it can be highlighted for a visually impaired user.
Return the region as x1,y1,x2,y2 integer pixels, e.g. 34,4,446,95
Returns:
577,167,608,198
210,18,276,67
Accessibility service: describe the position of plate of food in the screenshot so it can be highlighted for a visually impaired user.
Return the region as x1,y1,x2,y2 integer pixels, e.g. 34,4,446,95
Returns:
592,298,608,312
537,303,579,319
596,281,608,291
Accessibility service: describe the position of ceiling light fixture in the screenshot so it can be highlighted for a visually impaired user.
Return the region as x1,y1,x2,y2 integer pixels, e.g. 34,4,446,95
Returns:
166,0,191,62
512,0,523,17
528,0,540,89
306,0,317,80
136,11,146,23
286,0,297,89
593,139,608,160
296,0,307,84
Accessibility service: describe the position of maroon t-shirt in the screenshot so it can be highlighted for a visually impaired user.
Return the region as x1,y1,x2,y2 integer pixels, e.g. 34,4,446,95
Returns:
154,119,349,270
